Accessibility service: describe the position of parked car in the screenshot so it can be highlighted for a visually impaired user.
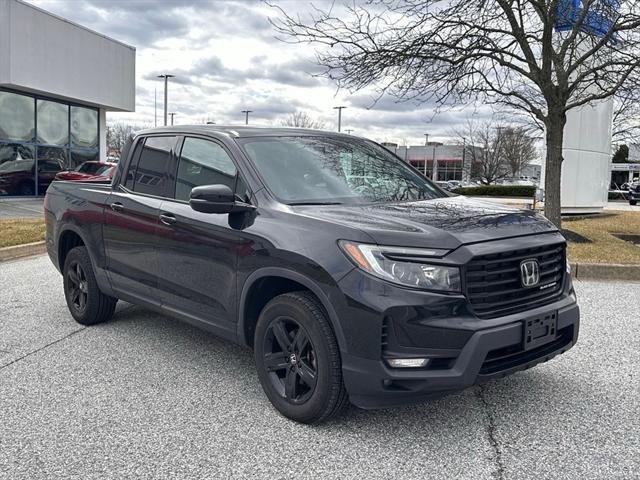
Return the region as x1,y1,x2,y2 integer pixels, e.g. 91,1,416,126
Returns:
629,181,640,205
45,126,580,424
55,161,116,182
435,180,454,191
0,158,64,196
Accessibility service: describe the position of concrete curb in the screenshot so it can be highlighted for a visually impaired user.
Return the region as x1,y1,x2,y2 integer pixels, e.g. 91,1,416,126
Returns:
0,241,46,262
570,262,640,281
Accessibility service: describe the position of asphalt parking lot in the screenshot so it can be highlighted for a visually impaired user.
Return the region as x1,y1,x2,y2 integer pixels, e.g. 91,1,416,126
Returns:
0,255,638,479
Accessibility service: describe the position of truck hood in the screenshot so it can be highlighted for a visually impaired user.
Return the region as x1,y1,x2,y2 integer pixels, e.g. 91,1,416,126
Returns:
294,196,558,249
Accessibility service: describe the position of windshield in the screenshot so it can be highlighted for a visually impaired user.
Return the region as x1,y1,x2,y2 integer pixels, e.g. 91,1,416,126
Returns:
94,165,113,177
76,162,103,174
239,136,444,205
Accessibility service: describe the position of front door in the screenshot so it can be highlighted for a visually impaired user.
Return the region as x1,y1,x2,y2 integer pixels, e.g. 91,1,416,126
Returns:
155,136,252,336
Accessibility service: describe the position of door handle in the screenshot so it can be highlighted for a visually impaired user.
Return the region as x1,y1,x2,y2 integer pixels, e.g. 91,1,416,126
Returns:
110,202,124,212
159,212,177,226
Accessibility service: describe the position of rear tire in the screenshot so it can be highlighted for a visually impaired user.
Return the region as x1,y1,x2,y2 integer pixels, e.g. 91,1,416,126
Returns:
630,200,637,206
63,246,117,325
254,291,349,424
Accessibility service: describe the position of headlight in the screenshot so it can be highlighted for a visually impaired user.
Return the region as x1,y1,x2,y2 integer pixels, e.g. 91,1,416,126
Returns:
339,241,461,292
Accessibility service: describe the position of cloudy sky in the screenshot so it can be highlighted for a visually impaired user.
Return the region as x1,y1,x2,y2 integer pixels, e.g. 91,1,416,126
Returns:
31,0,489,145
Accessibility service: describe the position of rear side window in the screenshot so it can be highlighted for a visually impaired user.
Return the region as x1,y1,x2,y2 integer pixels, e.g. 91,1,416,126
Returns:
131,136,176,196
174,137,238,201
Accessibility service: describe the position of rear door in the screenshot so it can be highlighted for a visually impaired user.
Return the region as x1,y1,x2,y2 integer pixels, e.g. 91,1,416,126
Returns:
155,135,253,336
103,135,178,302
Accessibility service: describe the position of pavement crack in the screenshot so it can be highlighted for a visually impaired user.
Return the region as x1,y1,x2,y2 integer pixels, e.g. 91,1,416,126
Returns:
477,384,506,480
0,328,86,372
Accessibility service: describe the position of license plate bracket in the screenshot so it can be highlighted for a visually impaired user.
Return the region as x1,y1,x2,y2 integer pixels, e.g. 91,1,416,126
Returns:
523,311,558,351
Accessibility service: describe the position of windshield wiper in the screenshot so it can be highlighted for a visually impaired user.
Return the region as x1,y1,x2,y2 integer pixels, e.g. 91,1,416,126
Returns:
286,201,343,206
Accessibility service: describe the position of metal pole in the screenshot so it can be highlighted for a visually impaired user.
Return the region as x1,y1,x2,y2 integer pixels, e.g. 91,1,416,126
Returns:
333,106,347,132
154,87,157,127
241,110,253,125
169,113,175,126
433,145,438,180
163,76,168,126
462,137,466,182
424,134,429,176
157,74,175,126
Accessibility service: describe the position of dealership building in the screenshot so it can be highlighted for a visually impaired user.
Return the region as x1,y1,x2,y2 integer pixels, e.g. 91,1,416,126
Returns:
0,0,135,196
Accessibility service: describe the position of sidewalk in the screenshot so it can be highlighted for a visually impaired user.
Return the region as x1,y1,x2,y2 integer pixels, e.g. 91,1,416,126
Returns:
0,198,44,219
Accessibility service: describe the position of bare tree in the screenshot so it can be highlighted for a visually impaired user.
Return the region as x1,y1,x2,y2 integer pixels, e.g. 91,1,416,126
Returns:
455,119,510,184
281,111,326,129
106,123,137,157
501,126,537,177
612,84,640,144
271,0,640,226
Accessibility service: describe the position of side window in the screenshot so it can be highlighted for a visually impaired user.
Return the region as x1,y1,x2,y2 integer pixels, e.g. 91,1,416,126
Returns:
174,137,239,201
132,136,176,196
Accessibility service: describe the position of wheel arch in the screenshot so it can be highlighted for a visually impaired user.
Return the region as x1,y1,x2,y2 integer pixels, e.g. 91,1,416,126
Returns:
237,268,347,354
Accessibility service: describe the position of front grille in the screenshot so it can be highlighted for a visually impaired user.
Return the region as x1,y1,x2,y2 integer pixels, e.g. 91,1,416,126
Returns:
465,243,565,319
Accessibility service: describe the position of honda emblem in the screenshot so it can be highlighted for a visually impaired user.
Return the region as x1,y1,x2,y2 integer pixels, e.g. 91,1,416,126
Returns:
520,259,540,287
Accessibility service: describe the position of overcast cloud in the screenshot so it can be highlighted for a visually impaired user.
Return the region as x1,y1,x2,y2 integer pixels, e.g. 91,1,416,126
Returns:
31,0,492,144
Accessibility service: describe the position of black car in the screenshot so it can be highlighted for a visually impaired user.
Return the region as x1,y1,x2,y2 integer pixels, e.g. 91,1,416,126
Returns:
45,126,579,424
629,181,640,205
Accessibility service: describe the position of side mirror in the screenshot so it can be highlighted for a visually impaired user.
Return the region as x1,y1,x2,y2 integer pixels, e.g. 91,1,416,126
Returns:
189,184,255,214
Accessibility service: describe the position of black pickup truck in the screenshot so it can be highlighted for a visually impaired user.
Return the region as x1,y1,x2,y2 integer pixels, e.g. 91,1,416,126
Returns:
45,126,579,424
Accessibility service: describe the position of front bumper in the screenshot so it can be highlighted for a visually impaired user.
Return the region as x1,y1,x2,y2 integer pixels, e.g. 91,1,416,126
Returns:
342,301,579,409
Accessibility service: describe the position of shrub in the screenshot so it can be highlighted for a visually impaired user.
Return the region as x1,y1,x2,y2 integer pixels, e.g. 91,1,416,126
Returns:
451,185,537,197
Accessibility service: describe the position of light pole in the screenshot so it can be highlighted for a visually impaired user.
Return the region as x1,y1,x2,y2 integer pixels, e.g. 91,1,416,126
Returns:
169,112,176,126
154,86,157,127
157,74,175,126
241,110,253,125
462,137,467,182
333,106,347,132
424,133,429,176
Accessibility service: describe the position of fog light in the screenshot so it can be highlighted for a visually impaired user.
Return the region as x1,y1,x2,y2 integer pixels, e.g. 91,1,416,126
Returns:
386,358,429,368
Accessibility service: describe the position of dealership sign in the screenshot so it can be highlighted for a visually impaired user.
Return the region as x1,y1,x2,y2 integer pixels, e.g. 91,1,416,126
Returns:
555,0,619,37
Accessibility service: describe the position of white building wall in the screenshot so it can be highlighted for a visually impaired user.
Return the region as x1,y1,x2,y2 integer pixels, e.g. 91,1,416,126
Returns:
0,0,135,112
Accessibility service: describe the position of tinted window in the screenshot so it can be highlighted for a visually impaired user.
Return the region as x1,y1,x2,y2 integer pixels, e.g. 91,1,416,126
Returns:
37,100,68,145
132,136,175,196
70,106,98,149
0,91,35,142
175,137,237,201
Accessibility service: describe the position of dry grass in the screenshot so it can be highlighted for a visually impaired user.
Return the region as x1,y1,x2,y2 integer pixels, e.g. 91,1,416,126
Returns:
0,218,46,248
563,212,640,264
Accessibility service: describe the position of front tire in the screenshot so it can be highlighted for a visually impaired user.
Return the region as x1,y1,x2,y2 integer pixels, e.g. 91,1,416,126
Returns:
254,291,349,424
630,200,637,206
63,246,117,325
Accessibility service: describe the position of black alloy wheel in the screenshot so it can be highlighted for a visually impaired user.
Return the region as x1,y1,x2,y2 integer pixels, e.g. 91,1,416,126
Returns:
254,291,349,424
263,317,318,404
62,246,117,325
66,260,89,314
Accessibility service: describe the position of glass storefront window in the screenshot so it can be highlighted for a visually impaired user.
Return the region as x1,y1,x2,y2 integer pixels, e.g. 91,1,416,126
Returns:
37,100,69,146
70,149,100,169
37,147,67,195
0,91,35,142
71,106,98,149
0,89,100,196
0,143,36,196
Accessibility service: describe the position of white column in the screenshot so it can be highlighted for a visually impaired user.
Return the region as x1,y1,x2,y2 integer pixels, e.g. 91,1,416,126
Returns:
98,108,107,161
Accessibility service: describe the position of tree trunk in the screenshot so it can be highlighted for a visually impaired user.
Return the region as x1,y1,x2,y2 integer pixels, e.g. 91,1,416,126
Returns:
543,114,566,228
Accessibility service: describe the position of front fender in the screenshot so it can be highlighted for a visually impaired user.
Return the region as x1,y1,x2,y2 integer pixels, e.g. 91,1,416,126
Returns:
237,266,349,354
